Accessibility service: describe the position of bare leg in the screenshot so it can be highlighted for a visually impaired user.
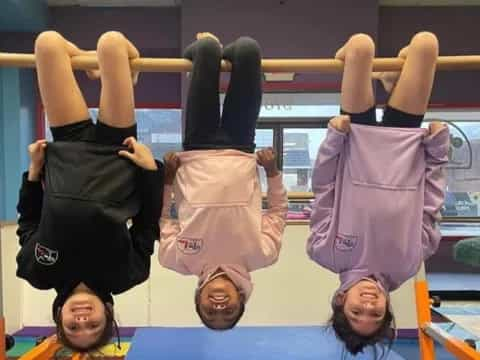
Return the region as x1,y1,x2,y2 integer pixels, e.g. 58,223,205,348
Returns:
386,32,439,115
97,31,139,128
335,34,375,115
34,31,90,127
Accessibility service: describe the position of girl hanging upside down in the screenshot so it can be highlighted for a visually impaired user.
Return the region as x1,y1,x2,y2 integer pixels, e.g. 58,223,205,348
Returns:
16,31,163,353
159,33,287,330
307,32,449,356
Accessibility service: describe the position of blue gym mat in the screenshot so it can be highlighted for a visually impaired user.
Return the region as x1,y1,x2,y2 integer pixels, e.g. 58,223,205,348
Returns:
126,326,406,360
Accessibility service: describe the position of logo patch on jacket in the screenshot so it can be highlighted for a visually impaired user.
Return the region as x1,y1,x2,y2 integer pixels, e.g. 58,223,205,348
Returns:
177,238,202,255
35,243,59,266
335,233,358,251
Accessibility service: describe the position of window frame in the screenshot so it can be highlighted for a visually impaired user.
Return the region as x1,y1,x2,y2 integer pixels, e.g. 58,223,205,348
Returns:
257,117,329,170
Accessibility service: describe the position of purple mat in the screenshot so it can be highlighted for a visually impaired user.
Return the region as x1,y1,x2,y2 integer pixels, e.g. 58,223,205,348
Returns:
14,326,137,337
398,329,419,339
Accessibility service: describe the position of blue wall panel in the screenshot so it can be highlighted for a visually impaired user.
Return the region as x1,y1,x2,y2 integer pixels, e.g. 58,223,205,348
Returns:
0,68,34,220
0,0,49,32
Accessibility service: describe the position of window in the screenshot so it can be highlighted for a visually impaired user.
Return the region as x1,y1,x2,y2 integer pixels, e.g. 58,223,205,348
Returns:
254,128,274,191
257,100,480,222
256,120,329,220
422,115,480,219
282,128,327,192
45,108,182,160
136,108,183,160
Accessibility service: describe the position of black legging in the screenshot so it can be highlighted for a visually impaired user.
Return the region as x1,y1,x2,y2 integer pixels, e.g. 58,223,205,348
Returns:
183,37,262,153
340,105,424,128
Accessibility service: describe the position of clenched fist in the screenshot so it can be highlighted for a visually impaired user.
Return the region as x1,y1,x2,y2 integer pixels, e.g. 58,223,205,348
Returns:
256,147,279,178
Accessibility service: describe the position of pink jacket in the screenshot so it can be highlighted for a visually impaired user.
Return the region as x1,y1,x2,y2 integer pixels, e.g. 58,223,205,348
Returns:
158,149,288,300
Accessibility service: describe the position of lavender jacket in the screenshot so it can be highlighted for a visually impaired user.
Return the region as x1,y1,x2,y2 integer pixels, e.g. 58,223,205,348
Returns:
307,124,449,293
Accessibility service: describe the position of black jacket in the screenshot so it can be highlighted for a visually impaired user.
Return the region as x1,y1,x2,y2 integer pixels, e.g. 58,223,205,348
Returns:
16,141,164,297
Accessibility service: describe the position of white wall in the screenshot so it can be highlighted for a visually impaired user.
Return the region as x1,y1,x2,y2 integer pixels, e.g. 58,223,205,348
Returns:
0,224,23,333
0,223,420,331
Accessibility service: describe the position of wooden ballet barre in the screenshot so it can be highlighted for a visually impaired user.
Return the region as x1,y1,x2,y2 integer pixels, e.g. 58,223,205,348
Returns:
2,53,480,72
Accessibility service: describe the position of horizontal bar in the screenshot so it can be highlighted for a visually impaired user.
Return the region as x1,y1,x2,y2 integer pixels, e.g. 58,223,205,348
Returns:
423,323,480,360
1,53,480,72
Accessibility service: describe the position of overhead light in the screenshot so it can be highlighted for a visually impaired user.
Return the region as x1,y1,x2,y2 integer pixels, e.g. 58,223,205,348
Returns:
264,72,295,82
